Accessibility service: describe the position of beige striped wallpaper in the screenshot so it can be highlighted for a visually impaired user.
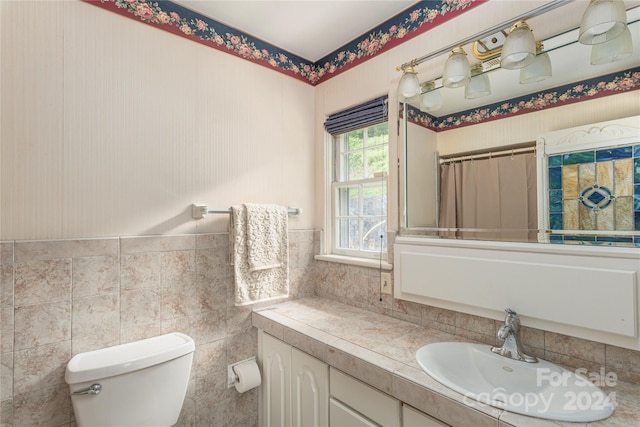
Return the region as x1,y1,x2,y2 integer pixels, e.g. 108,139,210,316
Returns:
1,0,315,240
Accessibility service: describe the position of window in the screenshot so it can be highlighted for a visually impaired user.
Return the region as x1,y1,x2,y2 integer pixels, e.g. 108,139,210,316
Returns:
332,122,389,259
324,96,389,260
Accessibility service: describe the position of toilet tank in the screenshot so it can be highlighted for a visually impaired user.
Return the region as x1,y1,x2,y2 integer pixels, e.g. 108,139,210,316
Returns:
65,332,195,427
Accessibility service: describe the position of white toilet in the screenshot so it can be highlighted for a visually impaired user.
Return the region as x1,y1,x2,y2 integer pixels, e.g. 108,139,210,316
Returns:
65,332,195,427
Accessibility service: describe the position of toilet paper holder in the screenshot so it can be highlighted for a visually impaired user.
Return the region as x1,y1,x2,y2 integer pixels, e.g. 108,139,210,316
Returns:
227,356,258,388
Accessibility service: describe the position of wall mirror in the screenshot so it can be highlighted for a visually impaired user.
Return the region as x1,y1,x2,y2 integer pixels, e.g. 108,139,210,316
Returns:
399,0,640,246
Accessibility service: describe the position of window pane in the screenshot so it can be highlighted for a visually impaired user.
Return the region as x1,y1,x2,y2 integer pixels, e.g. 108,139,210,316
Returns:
362,183,386,216
348,129,364,150
367,123,389,142
362,217,387,252
337,218,360,250
347,152,364,180
366,145,388,177
338,186,359,216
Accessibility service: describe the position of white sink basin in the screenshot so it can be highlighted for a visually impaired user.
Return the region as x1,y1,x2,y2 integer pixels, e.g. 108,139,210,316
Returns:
416,342,615,422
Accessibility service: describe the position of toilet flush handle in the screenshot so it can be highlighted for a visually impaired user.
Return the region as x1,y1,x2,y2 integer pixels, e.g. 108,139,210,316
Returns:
71,383,102,396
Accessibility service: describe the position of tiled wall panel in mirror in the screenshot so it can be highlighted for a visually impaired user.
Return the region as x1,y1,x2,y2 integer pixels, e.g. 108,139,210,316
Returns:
542,117,640,247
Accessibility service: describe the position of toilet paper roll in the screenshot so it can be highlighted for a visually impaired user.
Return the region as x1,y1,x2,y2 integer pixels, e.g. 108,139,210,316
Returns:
233,359,262,393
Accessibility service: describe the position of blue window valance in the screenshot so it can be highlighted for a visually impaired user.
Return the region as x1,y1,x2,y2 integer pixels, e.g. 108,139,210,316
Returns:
324,96,388,135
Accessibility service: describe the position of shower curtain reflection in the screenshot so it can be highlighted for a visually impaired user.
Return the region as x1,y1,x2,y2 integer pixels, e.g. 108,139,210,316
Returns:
439,152,537,241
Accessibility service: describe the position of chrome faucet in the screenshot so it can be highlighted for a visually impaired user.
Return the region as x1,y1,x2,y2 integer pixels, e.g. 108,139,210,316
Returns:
491,308,538,363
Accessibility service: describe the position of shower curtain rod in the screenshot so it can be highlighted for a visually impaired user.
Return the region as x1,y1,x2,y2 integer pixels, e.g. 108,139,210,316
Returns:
439,144,535,164
191,204,301,220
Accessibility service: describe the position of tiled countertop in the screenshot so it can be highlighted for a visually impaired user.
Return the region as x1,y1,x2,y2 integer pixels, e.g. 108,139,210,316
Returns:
252,297,640,427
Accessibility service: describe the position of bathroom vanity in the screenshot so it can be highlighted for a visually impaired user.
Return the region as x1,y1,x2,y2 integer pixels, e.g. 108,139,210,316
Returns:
253,298,640,427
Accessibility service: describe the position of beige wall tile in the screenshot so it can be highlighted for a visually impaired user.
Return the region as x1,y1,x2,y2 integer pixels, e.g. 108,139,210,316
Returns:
0,398,13,425
606,345,640,384
120,235,196,254
12,383,70,426
196,247,232,281
13,341,70,395
14,259,71,306
121,252,161,290
14,239,118,262
1,243,15,355
1,353,13,401
161,282,199,320
161,250,196,287
71,294,120,354
455,311,495,336
14,301,71,350
72,255,119,298
545,332,606,365
120,288,161,333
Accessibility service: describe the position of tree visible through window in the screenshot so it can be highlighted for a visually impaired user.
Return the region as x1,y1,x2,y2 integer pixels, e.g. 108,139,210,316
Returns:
333,122,388,258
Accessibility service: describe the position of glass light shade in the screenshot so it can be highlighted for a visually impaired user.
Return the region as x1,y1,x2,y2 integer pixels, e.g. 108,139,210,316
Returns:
420,89,443,112
398,67,421,99
443,48,470,88
500,21,536,69
464,73,491,99
520,52,552,83
579,0,627,45
590,26,633,64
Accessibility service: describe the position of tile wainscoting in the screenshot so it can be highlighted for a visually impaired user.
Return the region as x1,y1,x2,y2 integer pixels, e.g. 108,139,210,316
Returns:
2,229,639,426
0,231,318,427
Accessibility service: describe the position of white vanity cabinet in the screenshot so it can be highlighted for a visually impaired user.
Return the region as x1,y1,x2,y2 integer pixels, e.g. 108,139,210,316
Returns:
259,331,329,427
259,330,450,427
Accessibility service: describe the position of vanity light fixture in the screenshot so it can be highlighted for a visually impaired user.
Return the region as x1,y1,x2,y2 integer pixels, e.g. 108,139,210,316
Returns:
465,64,491,99
419,82,444,112
442,47,470,88
500,20,536,69
395,0,635,109
579,0,628,45
520,42,552,84
590,25,633,64
398,63,421,99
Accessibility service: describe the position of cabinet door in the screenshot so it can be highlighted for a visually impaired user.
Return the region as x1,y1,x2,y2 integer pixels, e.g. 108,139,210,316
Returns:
402,405,450,427
291,347,329,427
330,397,379,427
262,333,292,427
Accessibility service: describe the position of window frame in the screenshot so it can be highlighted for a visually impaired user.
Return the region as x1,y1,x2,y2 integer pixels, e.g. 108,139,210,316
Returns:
329,123,389,260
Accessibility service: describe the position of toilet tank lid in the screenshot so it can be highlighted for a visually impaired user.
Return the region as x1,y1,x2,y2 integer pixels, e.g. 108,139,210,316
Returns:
65,332,195,385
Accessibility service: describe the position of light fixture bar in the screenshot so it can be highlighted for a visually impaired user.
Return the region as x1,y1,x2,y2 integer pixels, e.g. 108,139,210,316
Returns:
397,0,575,71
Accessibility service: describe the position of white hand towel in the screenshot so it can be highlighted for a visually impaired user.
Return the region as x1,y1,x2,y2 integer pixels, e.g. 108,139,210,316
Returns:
245,203,287,271
231,204,289,306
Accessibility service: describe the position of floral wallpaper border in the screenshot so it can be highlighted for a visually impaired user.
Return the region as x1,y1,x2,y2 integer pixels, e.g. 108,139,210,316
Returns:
405,67,640,132
83,0,485,85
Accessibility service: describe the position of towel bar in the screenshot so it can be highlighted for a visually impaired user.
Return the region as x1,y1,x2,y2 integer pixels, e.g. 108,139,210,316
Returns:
192,204,301,220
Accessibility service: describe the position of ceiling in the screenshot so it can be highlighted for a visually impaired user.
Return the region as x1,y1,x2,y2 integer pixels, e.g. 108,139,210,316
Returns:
171,0,418,62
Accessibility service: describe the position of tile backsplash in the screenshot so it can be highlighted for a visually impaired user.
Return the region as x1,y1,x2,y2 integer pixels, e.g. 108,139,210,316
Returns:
2,229,639,427
316,257,640,386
